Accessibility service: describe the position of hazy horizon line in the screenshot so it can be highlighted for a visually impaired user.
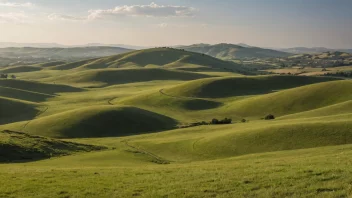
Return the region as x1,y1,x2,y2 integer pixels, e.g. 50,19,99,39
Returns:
0,41,351,50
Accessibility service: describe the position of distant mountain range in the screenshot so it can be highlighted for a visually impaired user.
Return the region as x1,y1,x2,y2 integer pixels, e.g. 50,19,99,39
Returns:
1,42,351,56
48,47,248,74
0,46,132,59
0,42,147,50
0,46,133,67
177,43,292,60
278,47,352,54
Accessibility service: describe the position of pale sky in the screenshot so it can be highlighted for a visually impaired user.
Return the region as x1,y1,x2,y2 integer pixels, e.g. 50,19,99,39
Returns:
0,0,351,48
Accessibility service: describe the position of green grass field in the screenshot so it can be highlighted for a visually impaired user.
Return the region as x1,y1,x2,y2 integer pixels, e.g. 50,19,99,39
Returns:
0,48,351,197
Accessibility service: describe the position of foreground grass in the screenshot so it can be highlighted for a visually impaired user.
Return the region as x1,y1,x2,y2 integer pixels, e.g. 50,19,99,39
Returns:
0,144,352,197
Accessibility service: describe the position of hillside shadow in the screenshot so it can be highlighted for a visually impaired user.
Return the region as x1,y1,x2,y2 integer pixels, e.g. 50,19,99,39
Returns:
0,86,54,102
0,97,40,125
0,79,84,95
182,99,223,110
0,130,106,163
60,107,179,138
195,76,339,98
94,69,210,86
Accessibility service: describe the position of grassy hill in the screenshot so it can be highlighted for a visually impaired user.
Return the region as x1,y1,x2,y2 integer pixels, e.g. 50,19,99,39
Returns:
0,97,40,125
0,130,105,162
50,48,249,73
0,86,53,102
20,105,177,138
120,91,223,115
128,117,352,161
43,68,212,87
218,80,352,119
279,100,352,120
0,79,83,94
120,79,350,122
178,43,292,60
0,66,42,73
0,143,352,197
30,61,66,67
163,75,338,98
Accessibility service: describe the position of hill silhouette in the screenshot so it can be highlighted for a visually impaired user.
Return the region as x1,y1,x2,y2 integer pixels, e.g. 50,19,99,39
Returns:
50,48,249,74
163,75,338,98
44,68,213,87
0,130,105,162
178,43,292,60
21,106,178,138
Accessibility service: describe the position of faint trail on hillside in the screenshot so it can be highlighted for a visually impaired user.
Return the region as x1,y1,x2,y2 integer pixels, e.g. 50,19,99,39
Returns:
19,106,49,132
159,88,197,100
122,140,170,164
159,89,178,98
192,137,205,151
107,97,118,105
159,79,208,100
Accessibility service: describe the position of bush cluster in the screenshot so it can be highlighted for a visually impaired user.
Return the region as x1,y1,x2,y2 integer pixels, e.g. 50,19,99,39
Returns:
0,74,16,79
323,71,352,78
211,118,232,124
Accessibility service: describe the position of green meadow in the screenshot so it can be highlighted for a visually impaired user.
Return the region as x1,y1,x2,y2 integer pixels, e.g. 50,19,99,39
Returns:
0,48,352,197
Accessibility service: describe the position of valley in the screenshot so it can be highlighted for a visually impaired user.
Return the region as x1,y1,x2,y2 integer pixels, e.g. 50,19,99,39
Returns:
0,47,351,197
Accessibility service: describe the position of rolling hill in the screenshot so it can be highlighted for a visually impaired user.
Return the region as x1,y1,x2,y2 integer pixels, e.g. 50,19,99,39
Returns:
0,66,42,73
120,79,351,123
43,68,212,87
0,97,40,125
0,86,53,102
30,61,67,67
163,75,338,98
128,116,352,162
20,105,178,138
178,43,292,60
0,130,105,162
50,48,249,73
0,79,83,94
219,80,352,119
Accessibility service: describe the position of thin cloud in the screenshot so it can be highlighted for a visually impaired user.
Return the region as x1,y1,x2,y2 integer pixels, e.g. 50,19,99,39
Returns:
48,13,86,21
0,12,28,23
88,2,195,19
0,1,34,7
158,23,168,28
48,2,196,22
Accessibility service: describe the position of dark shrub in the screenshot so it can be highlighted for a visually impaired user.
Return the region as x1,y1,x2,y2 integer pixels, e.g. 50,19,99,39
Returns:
220,118,232,124
241,119,246,123
265,114,275,120
211,119,219,124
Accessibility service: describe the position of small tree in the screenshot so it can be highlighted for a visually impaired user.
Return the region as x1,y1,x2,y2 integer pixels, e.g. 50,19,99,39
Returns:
241,119,247,123
211,118,219,124
265,114,275,120
11,75,16,79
